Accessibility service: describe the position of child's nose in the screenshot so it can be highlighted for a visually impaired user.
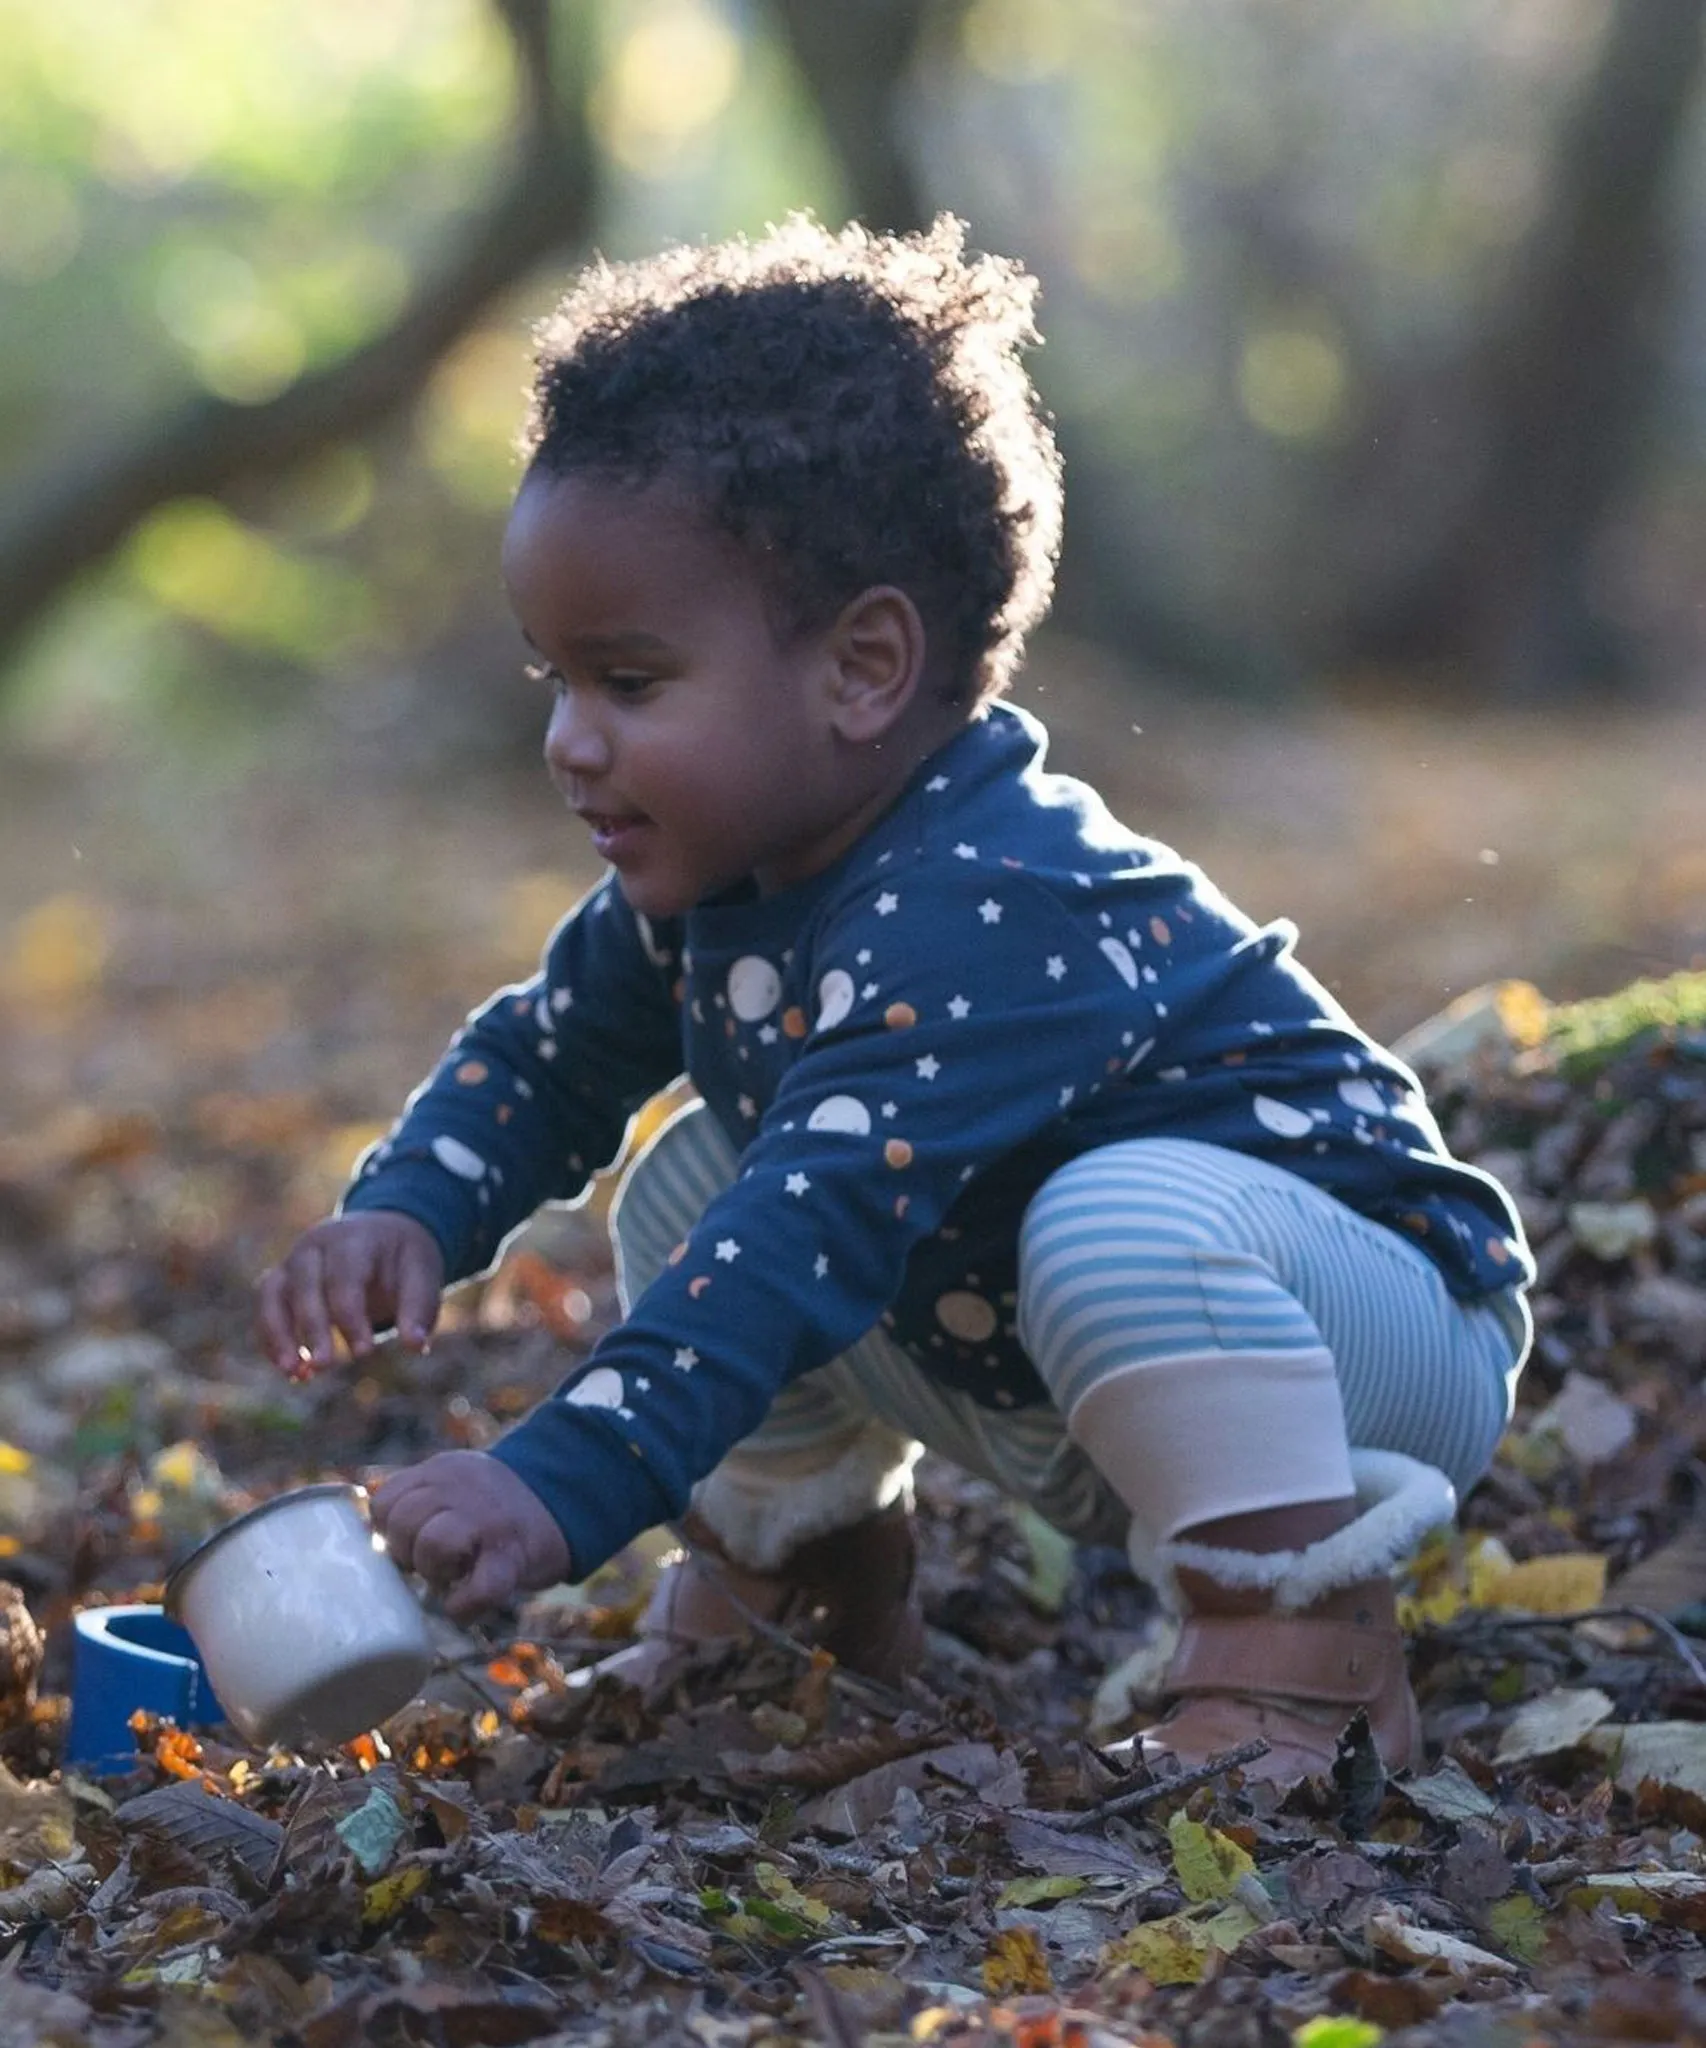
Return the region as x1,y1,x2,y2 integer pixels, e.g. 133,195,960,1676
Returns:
544,687,612,782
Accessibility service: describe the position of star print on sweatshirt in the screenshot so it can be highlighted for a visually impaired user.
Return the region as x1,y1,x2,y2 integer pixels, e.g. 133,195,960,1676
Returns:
341,703,1532,1579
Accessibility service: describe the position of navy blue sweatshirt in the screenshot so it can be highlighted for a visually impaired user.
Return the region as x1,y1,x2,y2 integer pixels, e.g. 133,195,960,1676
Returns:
343,705,1530,1577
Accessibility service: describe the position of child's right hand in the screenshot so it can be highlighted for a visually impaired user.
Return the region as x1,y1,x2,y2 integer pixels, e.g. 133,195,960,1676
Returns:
255,1211,445,1379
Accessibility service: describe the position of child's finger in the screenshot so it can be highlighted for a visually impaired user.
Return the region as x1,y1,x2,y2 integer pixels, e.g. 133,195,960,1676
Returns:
254,1269,302,1374
322,1259,377,1360
367,1468,428,1564
409,1505,477,1592
442,1543,519,1623
393,1244,442,1352
281,1245,337,1368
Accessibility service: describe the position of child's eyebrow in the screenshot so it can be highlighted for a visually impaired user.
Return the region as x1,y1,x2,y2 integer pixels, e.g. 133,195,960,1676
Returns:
565,631,674,659
519,628,674,660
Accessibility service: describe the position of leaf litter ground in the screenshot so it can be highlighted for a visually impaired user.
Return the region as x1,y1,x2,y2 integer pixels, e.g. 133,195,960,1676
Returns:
1,705,1705,2048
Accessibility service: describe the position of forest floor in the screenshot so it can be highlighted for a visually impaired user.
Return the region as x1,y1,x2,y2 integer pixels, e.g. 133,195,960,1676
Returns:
0,677,1705,2047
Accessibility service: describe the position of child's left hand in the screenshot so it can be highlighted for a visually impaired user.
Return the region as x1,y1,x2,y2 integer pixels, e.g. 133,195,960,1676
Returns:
371,1452,571,1622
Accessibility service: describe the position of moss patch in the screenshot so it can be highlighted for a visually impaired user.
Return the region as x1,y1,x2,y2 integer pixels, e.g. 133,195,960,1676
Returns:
1545,969,1706,1078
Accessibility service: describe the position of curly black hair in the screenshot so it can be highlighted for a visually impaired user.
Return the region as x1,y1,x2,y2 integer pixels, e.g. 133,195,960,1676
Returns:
522,214,1062,703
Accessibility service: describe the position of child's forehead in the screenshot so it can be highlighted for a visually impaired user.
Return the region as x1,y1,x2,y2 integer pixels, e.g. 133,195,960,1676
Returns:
502,468,769,621
507,469,734,571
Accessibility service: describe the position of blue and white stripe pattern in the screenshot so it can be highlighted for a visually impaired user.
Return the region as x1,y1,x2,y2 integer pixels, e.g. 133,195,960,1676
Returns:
612,1107,1528,1556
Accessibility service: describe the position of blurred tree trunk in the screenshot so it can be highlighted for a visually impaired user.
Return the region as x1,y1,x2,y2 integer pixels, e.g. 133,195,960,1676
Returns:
761,0,1275,691
0,0,597,691
1342,0,1706,701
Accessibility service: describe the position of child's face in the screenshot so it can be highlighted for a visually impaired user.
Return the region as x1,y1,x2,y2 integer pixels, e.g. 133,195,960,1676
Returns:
503,473,873,918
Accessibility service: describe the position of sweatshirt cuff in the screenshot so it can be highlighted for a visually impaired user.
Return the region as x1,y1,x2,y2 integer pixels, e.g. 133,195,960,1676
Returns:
489,1402,678,1584
339,1161,479,1278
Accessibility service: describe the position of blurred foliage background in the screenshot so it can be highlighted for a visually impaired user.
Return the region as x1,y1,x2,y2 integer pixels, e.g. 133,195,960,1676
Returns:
1,0,1704,1084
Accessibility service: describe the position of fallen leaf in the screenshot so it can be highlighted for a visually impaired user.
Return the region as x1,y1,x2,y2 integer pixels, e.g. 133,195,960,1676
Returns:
1478,1551,1608,1615
983,1924,1053,1996
0,1759,76,1872
1589,1721,1706,1804
361,1861,430,1925
1292,2020,1385,2048
1105,1901,1260,1985
1366,1911,1516,1977
334,1784,410,1877
1568,1199,1657,1261
1168,1808,1257,1903
1531,1372,1638,1467
116,1780,283,1889
1485,1893,1549,1965
1494,1686,1616,1764
1568,1869,1706,1917
1399,1757,1498,1824
998,1874,1091,1908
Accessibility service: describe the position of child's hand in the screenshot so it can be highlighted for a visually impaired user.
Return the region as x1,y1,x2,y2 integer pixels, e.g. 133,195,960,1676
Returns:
256,1211,444,1378
371,1452,571,1621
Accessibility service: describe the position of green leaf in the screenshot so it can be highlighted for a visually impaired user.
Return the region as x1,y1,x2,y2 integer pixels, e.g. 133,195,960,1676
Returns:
1168,1808,1257,1902
1486,1893,1549,1965
996,1874,1089,1908
1293,2020,1384,2048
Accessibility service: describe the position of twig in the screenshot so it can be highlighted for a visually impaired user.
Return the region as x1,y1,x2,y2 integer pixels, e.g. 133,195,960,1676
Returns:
1014,1737,1273,1834
1440,1605,1706,1690
432,1626,515,1716
688,1564,912,1720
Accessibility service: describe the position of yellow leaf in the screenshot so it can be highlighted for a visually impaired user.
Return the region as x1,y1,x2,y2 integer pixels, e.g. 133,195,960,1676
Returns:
1463,1535,1517,1606
1169,1808,1257,1902
361,1862,428,1925
1105,1901,1259,1985
6,893,110,1004
982,1925,1052,1996
1477,1553,1607,1616
753,1862,831,1927
0,1444,31,1476
1486,1893,1549,1965
1493,979,1551,1050
1567,1871,1706,1918
0,1761,77,1870
996,1874,1089,1907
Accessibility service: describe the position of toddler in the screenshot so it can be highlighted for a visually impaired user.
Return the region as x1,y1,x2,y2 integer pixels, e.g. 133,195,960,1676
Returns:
257,217,1532,1784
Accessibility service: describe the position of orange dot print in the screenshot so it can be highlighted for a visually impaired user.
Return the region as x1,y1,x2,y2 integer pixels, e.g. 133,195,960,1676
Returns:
496,1104,513,1124
1487,1237,1510,1264
668,1241,689,1265
885,1138,913,1169
688,1275,712,1299
782,1007,808,1039
885,1002,917,1030
1149,915,1172,945
456,1060,489,1085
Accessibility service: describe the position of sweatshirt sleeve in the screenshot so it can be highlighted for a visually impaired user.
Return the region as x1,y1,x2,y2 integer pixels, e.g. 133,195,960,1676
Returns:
340,877,684,1281
490,859,1159,1576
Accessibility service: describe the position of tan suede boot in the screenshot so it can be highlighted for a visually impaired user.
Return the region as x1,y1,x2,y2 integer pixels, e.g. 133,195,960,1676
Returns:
1107,1450,1452,1786
1130,1567,1420,1783
572,1501,923,1697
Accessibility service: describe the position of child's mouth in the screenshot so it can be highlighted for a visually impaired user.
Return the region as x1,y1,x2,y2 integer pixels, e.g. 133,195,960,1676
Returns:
581,810,649,862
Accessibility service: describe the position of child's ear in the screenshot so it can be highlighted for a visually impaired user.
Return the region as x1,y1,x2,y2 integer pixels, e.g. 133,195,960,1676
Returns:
823,587,927,742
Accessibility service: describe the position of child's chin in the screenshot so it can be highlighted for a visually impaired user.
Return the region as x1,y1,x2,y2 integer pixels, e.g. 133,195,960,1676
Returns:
613,871,693,920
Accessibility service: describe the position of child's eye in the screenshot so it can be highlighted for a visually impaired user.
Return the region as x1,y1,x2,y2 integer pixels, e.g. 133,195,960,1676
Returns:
603,670,655,699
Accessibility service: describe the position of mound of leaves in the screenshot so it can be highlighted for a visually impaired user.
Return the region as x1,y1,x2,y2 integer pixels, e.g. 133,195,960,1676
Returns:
1,973,1705,2048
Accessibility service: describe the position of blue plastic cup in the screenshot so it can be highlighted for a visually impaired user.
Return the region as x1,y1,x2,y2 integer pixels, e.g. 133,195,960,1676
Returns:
67,1604,228,1774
